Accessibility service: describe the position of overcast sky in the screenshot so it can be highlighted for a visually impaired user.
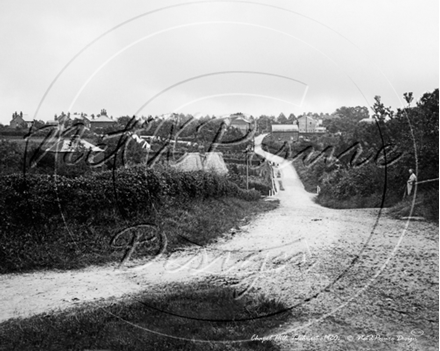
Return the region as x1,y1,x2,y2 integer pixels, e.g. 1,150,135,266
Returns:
0,0,438,124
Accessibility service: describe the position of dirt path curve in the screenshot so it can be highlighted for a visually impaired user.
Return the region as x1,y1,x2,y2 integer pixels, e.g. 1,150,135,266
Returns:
248,135,439,350
0,134,354,322
1,135,438,350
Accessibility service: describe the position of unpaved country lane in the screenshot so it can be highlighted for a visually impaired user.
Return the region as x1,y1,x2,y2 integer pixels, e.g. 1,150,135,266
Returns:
248,135,439,351
0,135,437,351
0,134,353,323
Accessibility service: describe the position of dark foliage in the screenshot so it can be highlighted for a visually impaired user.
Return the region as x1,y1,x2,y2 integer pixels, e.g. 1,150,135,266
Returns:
293,90,439,219
227,163,272,196
0,167,262,273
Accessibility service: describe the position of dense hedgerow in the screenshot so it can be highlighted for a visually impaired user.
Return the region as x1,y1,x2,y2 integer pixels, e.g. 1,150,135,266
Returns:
0,167,265,273
227,163,272,196
0,167,260,230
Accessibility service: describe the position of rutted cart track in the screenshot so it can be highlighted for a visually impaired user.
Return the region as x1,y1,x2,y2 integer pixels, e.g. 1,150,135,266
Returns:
0,135,438,350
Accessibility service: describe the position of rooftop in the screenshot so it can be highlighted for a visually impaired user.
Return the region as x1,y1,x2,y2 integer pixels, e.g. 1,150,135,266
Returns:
45,138,105,153
359,118,376,124
85,115,115,123
272,124,299,132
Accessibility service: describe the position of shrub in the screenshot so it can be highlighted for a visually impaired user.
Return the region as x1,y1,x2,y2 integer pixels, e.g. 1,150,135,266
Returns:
0,167,260,230
387,187,439,222
0,166,265,273
248,180,272,196
226,163,272,196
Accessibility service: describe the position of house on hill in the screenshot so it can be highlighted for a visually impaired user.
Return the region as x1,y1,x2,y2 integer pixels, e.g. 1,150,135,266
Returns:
297,115,326,135
225,114,253,134
271,124,299,142
83,114,117,131
297,115,317,133
10,113,34,129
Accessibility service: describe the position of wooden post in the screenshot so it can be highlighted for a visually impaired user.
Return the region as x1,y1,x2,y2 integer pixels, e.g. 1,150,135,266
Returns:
246,151,249,190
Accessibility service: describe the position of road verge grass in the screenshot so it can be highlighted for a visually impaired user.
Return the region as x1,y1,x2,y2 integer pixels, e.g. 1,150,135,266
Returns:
0,281,289,350
1,196,278,274
387,191,439,221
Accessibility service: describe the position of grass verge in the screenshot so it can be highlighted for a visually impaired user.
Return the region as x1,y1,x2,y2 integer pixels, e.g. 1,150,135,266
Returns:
387,191,439,221
293,159,439,217
1,197,279,274
0,281,289,350
315,193,384,209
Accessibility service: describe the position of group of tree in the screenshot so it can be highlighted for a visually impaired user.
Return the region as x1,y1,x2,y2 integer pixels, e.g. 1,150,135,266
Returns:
322,106,369,134
2,90,437,207
288,89,438,220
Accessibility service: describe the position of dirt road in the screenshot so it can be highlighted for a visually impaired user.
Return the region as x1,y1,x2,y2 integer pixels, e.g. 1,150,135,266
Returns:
250,135,439,350
0,135,438,350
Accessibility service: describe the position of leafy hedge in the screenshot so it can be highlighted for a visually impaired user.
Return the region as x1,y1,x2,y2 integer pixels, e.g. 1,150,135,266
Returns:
292,90,438,217
319,163,385,200
0,129,27,137
0,167,264,273
248,179,272,196
226,163,272,195
0,166,259,230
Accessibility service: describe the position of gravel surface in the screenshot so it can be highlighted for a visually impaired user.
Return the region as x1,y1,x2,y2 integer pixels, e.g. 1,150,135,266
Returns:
237,136,439,351
0,136,437,351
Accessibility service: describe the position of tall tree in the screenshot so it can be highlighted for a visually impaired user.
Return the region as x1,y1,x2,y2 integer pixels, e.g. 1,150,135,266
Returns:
287,113,296,123
277,112,287,124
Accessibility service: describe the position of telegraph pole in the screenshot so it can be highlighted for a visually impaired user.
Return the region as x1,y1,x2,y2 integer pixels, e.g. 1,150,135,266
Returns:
246,151,249,190
244,139,255,190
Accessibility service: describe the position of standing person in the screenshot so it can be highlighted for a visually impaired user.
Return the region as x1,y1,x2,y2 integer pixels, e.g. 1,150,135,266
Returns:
407,168,417,196
275,163,285,191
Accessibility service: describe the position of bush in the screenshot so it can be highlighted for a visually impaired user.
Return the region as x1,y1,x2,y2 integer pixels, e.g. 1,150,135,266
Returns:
421,187,439,221
0,140,24,175
226,163,272,196
0,167,260,230
0,167,264,273
248,180,272,196
388,188,439,222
